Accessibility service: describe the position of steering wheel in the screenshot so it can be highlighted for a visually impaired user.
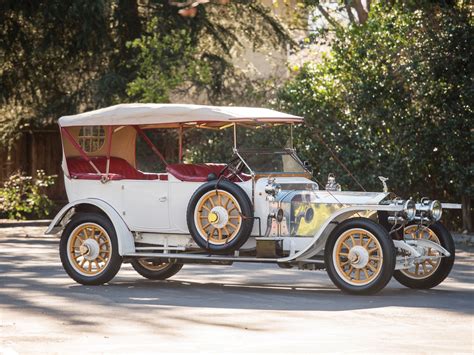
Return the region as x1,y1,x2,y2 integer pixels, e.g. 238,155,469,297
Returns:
218,156,245,181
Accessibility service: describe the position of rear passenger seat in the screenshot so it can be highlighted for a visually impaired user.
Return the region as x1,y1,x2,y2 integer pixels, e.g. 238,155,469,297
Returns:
66,156,165,180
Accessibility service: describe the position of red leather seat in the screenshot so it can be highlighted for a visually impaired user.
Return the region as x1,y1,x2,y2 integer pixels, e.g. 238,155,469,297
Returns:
166,163,224,182
166,163,251,182
67,156,162,180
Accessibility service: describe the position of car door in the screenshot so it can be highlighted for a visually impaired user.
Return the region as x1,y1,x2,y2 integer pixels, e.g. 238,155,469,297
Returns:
121,179,170,231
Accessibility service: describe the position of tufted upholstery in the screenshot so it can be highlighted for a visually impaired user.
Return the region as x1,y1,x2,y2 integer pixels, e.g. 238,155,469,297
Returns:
66,156,164,180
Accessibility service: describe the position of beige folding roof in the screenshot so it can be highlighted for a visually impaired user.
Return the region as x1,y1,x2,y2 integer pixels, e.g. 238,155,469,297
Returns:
58,103,303,128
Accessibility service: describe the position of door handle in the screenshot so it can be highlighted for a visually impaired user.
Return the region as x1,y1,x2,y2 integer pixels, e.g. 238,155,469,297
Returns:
159,196,167,202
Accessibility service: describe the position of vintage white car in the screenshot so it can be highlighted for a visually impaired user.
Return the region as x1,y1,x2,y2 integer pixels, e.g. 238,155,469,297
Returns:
46,103,456,294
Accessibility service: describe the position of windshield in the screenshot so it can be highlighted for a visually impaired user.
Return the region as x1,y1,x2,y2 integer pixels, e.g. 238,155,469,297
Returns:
237,149,308,175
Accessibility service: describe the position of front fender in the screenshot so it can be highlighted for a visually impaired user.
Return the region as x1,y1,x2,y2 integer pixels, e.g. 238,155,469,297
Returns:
45,198,135,256
277,204,404,263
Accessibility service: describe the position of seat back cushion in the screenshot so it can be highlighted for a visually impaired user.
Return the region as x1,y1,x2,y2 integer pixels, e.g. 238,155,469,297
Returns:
67,156,160,180
166,163,250,182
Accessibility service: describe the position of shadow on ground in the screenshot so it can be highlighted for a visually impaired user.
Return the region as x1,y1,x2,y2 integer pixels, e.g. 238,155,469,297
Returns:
1,232,473,330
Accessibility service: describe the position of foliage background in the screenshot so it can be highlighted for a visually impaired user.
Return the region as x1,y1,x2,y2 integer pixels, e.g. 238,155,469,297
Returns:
0,0,472,228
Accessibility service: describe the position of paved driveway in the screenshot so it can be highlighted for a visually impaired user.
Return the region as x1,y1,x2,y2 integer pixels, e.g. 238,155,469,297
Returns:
0,225,473,353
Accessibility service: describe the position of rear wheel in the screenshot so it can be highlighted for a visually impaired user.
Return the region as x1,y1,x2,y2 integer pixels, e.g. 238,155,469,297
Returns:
59,213,123,285
131,259,183,280
325,218,396,295
393,223,455,289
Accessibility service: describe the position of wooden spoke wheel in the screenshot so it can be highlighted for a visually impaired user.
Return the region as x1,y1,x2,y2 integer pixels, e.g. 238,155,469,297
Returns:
194,190,243,245
325,218,396,295
400,225,441,279
131,258,183,280
333,228,384,286
60,213,122,285
393,222,455,289
67,223,112,276
187,180,253,253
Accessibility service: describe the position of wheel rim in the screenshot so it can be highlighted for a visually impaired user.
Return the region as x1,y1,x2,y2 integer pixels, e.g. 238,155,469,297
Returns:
67,223,112,277
137,258,171,271
333,228,384,286
400,225,441,279
194,190,243,245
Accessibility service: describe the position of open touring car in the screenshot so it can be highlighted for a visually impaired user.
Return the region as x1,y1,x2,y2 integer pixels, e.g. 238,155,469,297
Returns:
46,103,456,294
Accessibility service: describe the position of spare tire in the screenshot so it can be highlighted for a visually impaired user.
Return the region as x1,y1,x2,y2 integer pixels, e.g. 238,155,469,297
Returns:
186,180,254,253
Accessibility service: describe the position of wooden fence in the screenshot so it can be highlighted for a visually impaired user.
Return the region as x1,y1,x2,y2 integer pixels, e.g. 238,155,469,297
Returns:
0,130,66,202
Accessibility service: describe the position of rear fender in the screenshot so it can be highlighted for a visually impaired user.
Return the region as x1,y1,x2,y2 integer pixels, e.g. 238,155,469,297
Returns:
45,198,135,256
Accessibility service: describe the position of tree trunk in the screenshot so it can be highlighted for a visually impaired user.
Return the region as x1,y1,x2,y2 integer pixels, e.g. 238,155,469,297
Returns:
116,0,142,51
351,0,369,24
461,194,472,232
344,0,355,23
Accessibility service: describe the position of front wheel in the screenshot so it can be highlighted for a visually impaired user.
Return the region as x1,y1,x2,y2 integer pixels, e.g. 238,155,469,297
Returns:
325,218,396,295
59,213,123,285
393,223,455,289
131,258,183,280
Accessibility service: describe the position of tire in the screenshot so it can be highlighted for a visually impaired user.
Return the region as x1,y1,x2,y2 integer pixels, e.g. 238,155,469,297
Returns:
59,212,123,285
325,218,396,295
131,259,183,280
393,222,455,289
187,180,253,253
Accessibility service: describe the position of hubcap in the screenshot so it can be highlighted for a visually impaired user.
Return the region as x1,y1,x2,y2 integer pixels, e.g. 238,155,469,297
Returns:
80,238,101,260
348,246,369,268
208,206,229,229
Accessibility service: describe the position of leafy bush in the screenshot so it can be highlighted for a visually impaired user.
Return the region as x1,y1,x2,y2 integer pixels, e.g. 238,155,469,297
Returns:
0,170,56,220
278,3,472,202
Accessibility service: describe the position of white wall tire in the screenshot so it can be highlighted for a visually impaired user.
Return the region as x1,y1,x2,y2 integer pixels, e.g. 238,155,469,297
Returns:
325,218,396,295
186,180,253,253
60,213,122,285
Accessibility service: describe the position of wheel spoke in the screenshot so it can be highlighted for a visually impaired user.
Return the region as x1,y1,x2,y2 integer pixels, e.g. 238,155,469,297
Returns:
223,226,232,238
366,263,377,272
209,196,215,207
422,262,428,274
350,235,356,246
341,260,351,267
208,227,215,238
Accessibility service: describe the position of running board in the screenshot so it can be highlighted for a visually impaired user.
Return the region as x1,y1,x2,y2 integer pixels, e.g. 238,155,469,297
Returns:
124,252,325,266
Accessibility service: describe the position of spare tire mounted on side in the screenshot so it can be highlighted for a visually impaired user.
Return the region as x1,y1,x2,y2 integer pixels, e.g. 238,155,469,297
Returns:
186,180,253,253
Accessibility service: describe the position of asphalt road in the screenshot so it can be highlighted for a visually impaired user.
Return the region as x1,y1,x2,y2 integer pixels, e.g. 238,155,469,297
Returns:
0,225,473,354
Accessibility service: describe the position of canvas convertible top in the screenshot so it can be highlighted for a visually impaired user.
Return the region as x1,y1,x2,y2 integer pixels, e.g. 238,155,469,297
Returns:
58,103,303,128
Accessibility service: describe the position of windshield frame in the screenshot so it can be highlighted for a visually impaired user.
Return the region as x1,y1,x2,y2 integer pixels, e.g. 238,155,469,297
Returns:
233,147,311,177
